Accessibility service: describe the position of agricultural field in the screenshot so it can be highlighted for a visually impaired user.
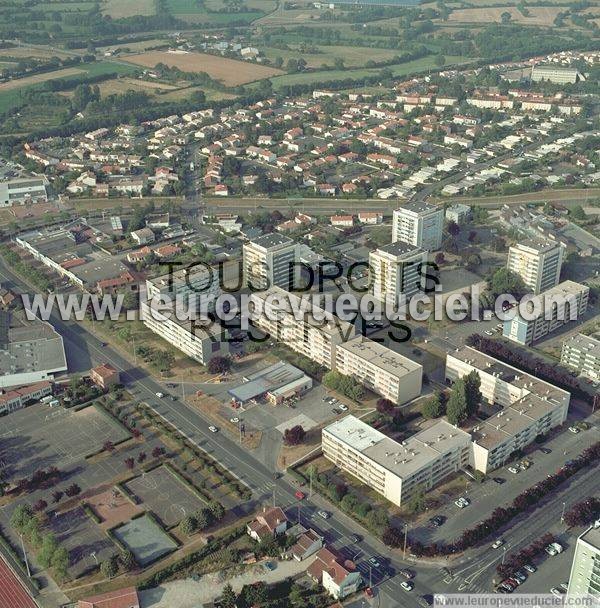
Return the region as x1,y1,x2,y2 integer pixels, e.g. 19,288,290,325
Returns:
0,47,74,60
447,5,567,25
101,0,156,18
97,39,170,54
0,67,86,92
124,51,284,85
96,77,179,96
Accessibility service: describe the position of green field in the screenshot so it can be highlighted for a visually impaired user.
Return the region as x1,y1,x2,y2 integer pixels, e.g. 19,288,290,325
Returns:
165,0,206,13
270,55,473,89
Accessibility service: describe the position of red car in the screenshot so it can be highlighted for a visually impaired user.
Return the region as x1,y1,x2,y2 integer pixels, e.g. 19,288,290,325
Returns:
294,490,305,500
364,587,374,598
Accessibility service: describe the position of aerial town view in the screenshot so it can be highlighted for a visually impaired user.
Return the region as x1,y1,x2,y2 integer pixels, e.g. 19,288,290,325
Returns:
0,1,599,607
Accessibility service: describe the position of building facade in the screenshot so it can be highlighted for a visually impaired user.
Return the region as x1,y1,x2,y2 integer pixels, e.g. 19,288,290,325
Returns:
506,238,564,294
243,233,297,291
140,301,227,365
0,177,48,207
322,416,471,506
445,347,570,473
392,202,443,252
561,334,600,381
369,242,428,303
503,280,589,346
567,525,600,598
334,335,422,405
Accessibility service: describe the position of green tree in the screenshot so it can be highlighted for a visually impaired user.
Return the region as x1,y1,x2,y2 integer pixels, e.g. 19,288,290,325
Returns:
100,555,119,579
446,379,468,425
50,546,69,579
208,501,225,521
10,504,33,533
38,533,58,568
501,11,511,23
180,516,197,536
119,550,136,571
488,268,527,299
464,370,482,416
220,583,237,608
422,393,444,419
407,486,427,514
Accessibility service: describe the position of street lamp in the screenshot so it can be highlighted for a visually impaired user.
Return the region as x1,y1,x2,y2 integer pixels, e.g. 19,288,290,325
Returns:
561,501,566,523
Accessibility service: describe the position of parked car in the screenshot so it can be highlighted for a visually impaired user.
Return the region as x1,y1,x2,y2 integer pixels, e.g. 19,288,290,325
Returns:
364,588,374,598
294,490,305,500
492,539,504,549
367,557,381,568
551,587,565,597
523,564,537,573
430,515,446,527
568,426,580,434
455,497,470,508
399,569,415,579
400,581,414,592
332,408,342,415
559,583,568,591
339,404,349,411
540,447,552,454
513,570,527,583
508,466,520,474
317,510,330,519
263,561,276,571
230,417,239,423
545,542,564,556
208,425,219,433
350,534,361,543
493,477,506,485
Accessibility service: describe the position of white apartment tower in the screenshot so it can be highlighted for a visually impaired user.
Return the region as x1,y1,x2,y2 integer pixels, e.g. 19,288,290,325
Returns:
561,334,600,381
369,242,428,303
392,202,443,252
243,233,297,291
567,525,600,598
506,238,564,294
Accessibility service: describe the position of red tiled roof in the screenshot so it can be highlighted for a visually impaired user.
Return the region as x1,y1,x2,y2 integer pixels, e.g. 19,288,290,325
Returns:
78,586,139,608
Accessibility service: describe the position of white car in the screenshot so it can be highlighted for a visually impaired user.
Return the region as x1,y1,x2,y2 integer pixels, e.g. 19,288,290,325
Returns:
400,581,414,592
230,417,239,423
155,392,164,398
508,466,520,474
455,497,470,508
208,425,219,433
523,564,536,573
485,330,493,336
568,426,580,434
551,587,565,597
317,510,330,519
545,542,563,556
492,539,504,549
339,404,349,411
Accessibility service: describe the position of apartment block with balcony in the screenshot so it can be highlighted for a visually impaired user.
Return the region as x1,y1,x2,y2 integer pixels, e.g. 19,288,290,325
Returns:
561,333,600,381
567,525,600,598
369,241,428,304
503,280,589,346
506,238,564,294
445,347,570,473
392,202,443,252
322,415,471,507
249,286,355,370
140,301,227,365
243,233,297,291
335,335,422,405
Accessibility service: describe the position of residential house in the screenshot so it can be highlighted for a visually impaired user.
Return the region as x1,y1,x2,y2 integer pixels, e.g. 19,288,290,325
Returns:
247,506,288,542
130,228,155,245
330,215,353,227
307,547,362,600
90,363,120,390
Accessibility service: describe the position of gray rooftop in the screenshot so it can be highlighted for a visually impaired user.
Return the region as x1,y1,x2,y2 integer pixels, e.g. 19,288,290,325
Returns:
248,233,295,250
512,237,562,254
563,333,600,358
395,201,441,216
376,241,424,259
229,360,307,403
580,525,600,551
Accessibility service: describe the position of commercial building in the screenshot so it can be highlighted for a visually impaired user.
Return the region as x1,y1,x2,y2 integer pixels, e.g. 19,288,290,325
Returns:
140,301,227,365
392,202,443,252
249,286,355,369
503,280,589,346
335,335,422,405
0,381,52,415
322,415,471,506
561,334,600,381
567,525,600,598
445,347,570,473
506,238,564,294
0,311,67,388
0,177,48,207
369,241,428,303
243,233,297,290
531,64,583,84
228,361,312,406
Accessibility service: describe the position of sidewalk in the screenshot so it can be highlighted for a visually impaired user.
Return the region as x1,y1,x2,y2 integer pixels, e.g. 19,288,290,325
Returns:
139,557,314,607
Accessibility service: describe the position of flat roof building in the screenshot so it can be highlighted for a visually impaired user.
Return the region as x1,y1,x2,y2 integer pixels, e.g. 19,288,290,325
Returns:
322,416,471,506
561,333,600,381
446,346,570,473
507,238,564,294
567,525,600,598
243,233,297,291
0,177,48,207
503,280,589,346
369,241,428,303
392,202,443,252
531,64,583,84
335,335,422,405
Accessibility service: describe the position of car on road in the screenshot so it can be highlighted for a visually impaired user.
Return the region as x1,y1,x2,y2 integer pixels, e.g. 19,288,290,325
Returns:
568,425,580,433
523,564,536,573
455,497,470,508
317,510,330,519
294,490,305,500
540,447,552,454
367,557,381,568
559,582,568,591
350,534,361,543
332,408,341,415
230,417,239,423
364,587,374,598
508,466,520,474
545,542,564,556
493,477,506,485
551,587,565,597
155,392,164,398
492,539,504,549
339,403,349,411
208,425,219,433
400,581,414,592
429,515,446,527
399,568,415,579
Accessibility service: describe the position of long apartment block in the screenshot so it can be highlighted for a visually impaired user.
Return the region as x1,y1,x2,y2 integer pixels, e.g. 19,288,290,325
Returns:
446,346,570,473
322,416,472,507
335,335,422,405
561,333,600,381
145,264,221,308
503,280,589,346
